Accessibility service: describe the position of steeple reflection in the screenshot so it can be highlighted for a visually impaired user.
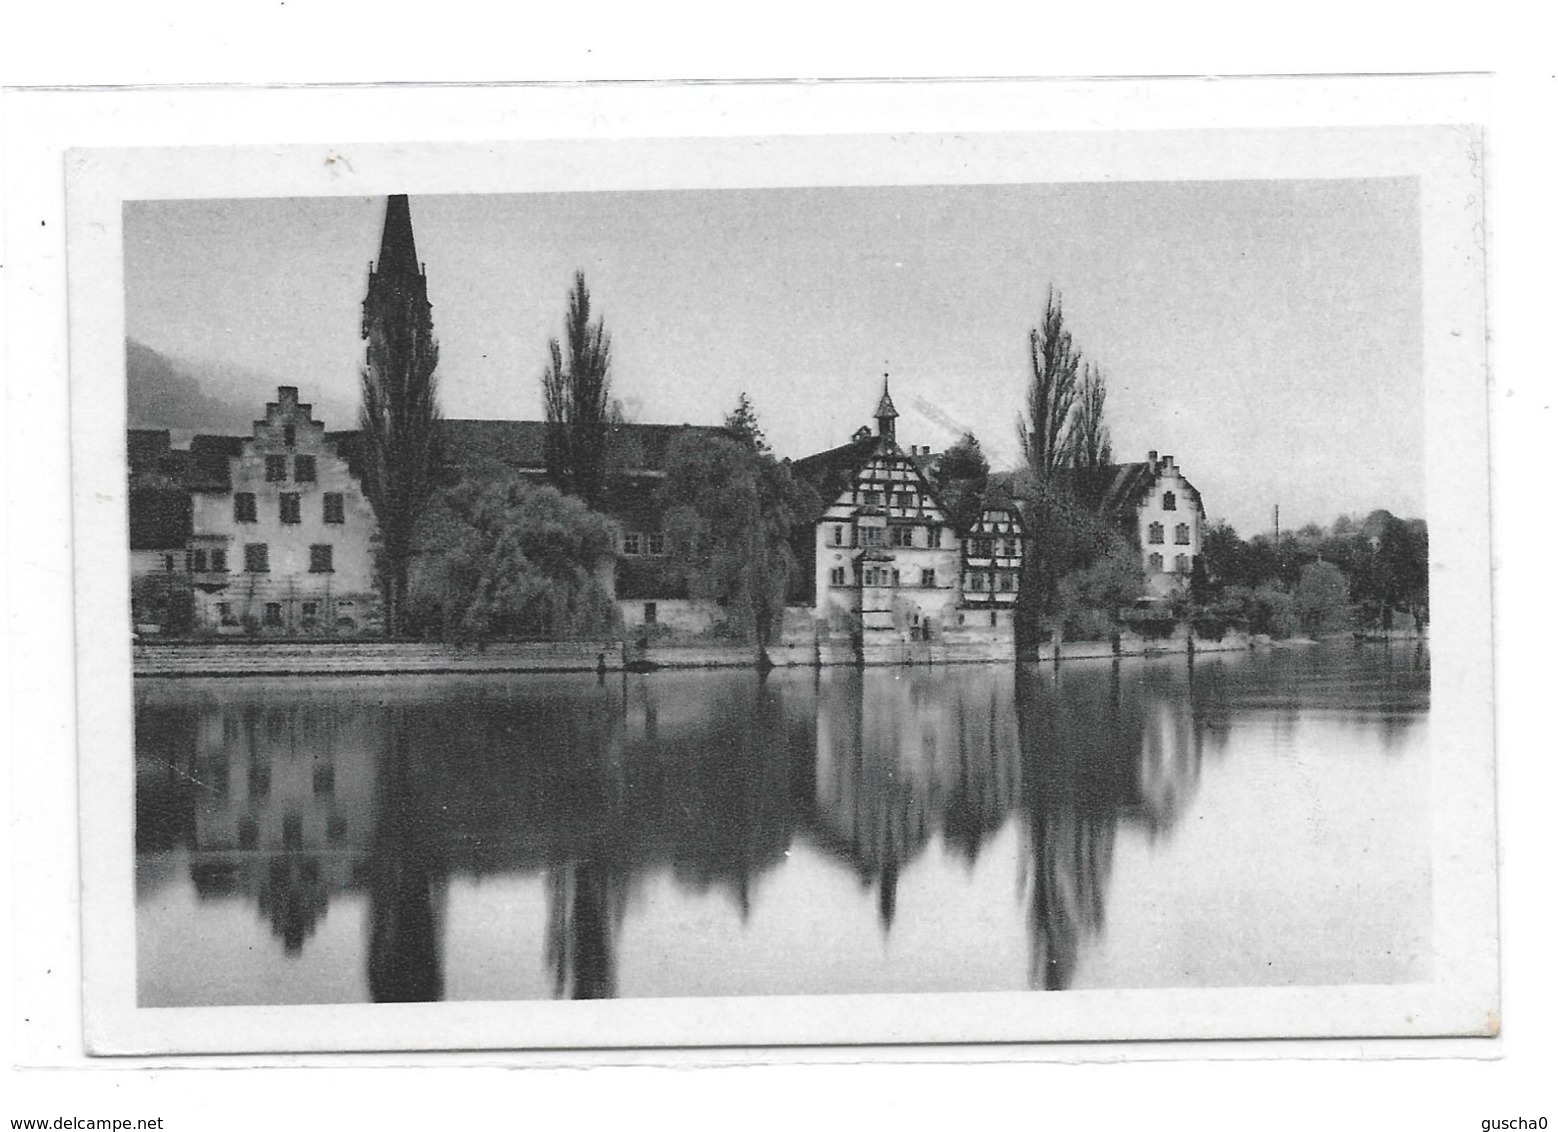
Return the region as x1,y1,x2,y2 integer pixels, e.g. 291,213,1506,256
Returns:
367,712,445,1002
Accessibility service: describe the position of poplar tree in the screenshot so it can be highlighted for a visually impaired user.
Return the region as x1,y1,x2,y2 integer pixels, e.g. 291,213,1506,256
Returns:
360,195,443,638
543,272,614,510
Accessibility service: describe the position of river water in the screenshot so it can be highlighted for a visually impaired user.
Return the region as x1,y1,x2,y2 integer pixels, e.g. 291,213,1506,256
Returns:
134,642,1430,1005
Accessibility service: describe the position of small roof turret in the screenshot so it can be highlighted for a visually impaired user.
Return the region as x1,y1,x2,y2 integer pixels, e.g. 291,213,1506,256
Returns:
875,373,898,442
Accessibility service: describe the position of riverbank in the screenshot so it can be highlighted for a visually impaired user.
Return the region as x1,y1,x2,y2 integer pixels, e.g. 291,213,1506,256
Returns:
121,627,1422,678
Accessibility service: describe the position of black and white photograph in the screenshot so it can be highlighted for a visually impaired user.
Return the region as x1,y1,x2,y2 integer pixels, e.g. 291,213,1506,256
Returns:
62,116,1496,1055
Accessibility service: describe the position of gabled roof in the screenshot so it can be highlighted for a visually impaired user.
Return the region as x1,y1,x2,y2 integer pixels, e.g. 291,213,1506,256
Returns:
1050,461,1205,519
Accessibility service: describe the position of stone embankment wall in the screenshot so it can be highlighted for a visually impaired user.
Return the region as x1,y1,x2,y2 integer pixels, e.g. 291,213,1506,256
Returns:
134,624,1257,677
134,640,629,677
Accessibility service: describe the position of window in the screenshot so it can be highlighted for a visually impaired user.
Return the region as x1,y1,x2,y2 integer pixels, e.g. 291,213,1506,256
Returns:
323,492,344,524
1174,554,1189,573
1148,552,1164,572
1148,522,1165,545
968,572,987,591
972,538,993,558
238,815,258,849
1175,523,1191,545
280,493,301,524
312,761,334,796
309,544,334,573
1162,491,1177,511
890,525,914,548
860,526,884,547
862,491,882,506
216,601,235,625
294,455,316,482
832,525,845,547
265,455,287,482
326,813,348,845
643,602,657,624
244,543,269,573
281,813,302,849
186,549,207,572
262,601,282,626
830,567,847,586
894,492,913,509
998,572,1016,592
210,548,227,573
622,532,641,555
234,493,257,523
920,568,936,587
647,532,666,556
891,569,901,587
283,424,296,448
929,526,942,548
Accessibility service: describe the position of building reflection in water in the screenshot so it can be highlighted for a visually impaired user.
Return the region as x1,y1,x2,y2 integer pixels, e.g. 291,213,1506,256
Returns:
1015,660,1205,990
135,646,1420,1004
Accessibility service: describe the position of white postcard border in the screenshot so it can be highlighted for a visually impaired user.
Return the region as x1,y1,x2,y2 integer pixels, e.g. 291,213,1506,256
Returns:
65,106,1496,1056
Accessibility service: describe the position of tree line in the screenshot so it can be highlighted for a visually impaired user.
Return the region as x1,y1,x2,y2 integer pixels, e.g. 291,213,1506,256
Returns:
361,257,1426,645
362,269,815,644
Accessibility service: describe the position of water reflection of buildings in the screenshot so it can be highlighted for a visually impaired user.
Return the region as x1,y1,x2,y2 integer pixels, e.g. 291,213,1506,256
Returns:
810,668,1022,928
137,651,1355,1003
137,695,380,956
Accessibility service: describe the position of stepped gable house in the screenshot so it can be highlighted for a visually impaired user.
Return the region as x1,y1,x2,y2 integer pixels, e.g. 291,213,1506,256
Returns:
205,387,379,634
1063,451,1206,596
792,379,966,640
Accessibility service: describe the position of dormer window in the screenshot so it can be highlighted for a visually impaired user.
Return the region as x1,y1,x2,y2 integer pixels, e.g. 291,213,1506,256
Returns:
1162,491,1177,511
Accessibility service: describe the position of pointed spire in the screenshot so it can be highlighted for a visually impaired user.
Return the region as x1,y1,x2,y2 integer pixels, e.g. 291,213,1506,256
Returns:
875,371,898,442
363,195,430,340
375,195,422,278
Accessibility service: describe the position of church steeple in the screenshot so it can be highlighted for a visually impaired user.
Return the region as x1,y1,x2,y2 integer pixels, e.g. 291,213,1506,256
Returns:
875,372,898,443
362,194,431,341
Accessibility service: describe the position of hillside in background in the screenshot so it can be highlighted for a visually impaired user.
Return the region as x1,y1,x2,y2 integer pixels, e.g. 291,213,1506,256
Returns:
126,338,357,435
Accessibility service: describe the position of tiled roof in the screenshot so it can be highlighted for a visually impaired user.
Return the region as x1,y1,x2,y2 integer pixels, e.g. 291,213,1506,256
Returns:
185,434,245,492
1051,461,1205,518
128,487,192,550
789,434,878,515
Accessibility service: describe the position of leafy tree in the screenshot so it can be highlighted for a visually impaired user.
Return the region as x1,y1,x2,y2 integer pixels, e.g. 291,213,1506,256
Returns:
543,272,614,509
1019,287,1083,478
1012,467,1135,640
1293,560,1352,637
408,476,620,642
360,206,442,638
1056,537,1145,639
724,392,769,454
934,432,990,535
658,433,818,646
1376,514,1430,630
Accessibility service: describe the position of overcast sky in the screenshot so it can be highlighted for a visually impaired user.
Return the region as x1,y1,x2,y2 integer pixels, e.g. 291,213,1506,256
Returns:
125,179,1422,536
